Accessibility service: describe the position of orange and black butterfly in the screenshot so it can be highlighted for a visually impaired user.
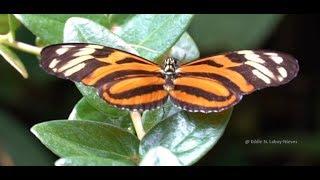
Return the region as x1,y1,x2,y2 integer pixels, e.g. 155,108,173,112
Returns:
40,43,299,113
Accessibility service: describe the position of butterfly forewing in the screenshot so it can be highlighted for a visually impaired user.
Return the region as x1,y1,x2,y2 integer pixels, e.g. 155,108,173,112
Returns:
40,43,167,111
172,50,299,113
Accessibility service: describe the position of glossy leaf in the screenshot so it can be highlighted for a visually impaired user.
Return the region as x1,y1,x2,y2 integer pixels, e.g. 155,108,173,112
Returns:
0,14,9,34
69,97,133,133
0,44,28,78
55,156,135,166
7,14,20,41
14,14,109,44
188,14,284,53
107,14,135,27
142,102,181,133
8,15,20,33
112,14,193,61
108,14,197,62
63,17,137,54
140,107,233,165
139,146,182,166
31,120,140,164
68,97,111,122
169,32,200,63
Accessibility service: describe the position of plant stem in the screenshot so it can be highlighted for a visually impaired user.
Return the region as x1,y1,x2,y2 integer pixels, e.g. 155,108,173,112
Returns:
130,111,145,140
0,34,41,56
3,40,41,56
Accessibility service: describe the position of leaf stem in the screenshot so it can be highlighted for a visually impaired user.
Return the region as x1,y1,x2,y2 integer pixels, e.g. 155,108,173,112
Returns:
0,34,8,42
130,111,145,140
0,33,41,56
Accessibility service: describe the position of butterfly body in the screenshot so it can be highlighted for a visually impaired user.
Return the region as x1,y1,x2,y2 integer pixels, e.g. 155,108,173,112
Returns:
162,57,178,92
40,43,299,113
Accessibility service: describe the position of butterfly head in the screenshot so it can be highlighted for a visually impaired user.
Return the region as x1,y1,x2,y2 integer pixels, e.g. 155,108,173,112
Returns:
163,57,178,75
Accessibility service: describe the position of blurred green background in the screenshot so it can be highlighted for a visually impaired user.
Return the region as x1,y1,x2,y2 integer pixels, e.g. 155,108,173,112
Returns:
0,14,318,165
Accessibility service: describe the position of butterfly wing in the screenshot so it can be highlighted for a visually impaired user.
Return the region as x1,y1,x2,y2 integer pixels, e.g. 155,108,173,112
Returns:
40,43,168,111
170,50,299,113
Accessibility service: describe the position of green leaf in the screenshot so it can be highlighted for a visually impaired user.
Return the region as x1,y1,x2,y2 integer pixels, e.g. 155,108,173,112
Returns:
0,14,9,34
63,17,137,53
69,97,133,133
0,110,54,165
169,32,200,63
31,120,140,164
107,14,197,62
113,14,194,61
188,14,284,53
0,44,28,78
107,14,135,27
68,97,110,122
142,102,181,133
139,146,182,166
140,107,233,165
14,14,109,44
35,37,47,47
55,156,135,166
7,14,20,41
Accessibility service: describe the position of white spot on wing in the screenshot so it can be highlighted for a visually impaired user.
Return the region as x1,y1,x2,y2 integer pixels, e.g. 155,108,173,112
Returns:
252,69,271,84
245,61,275,79
237,50,254,54
277,76,284,82
62,45,75,48
86,45,104,49
264,52,278,56
238,50,265,63
277,67,288,78
73,48,95,56
64,63,86,76
264,52,283,64
58,55,93,72
244,53,265,63
271,56,283,64
49,58,59,68
56,48,69,55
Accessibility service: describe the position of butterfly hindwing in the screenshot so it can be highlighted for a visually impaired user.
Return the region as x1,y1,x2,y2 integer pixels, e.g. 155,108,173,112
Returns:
171,50,299,113
99,76,168,111
169,76,241,113
40,43,167,111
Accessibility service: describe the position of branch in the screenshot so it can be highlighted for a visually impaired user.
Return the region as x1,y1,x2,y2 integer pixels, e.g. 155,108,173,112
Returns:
0,34,42,56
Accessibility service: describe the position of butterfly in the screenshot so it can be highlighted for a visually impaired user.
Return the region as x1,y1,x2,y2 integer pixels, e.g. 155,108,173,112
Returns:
40,43,299,113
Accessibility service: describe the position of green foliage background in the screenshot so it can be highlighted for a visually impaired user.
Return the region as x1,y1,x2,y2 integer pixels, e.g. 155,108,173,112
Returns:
0,14,317,165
